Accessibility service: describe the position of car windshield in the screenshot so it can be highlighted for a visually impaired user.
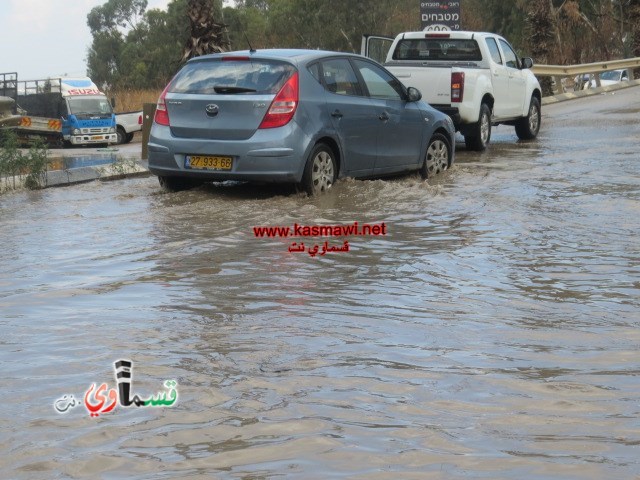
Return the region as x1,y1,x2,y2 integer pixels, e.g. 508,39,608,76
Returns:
600,70,622,81
170,59,296,95
393,38,482,61
68,96,113,115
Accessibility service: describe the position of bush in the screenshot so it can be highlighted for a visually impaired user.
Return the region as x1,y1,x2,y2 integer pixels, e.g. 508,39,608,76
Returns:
0,130,49,192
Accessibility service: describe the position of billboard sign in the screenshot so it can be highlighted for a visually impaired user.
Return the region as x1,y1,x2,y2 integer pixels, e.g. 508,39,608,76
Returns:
420,1,461,31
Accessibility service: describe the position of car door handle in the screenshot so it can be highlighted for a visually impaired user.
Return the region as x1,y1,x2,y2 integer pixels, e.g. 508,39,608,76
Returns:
331,110,343,118
379,112,389,121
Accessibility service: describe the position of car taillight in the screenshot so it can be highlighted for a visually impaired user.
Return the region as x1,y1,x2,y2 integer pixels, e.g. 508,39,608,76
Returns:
154,83,171,126
451,72,464,103
138,114,143,125
259,72,299,129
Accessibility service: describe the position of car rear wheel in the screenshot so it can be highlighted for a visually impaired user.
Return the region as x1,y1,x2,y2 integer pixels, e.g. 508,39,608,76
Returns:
301,143,336,195
158,175,203,192
464,103,491,151
515,96,541,140
116,127,126,145
420,133,451,179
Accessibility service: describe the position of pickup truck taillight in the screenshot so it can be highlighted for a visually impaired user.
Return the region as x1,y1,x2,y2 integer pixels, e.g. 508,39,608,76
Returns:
451,72,465,103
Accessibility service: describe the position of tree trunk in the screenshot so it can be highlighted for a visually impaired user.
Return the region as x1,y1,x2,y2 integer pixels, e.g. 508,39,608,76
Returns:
527,0,555,96
631,0,640,78
182,0,229,63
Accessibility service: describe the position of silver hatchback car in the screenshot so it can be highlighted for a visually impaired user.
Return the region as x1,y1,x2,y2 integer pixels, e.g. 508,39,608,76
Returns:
148,49,455,194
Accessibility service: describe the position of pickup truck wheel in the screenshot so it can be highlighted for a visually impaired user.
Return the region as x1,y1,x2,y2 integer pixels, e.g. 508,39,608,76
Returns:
125,132,134,143
420,133,450,179
464,103,491,151
300,143,336,196
158,176,203,192
515,96,541,140
116,126,126,145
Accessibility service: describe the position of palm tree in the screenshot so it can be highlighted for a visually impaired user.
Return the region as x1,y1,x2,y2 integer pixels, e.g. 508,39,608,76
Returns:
182,0,229,63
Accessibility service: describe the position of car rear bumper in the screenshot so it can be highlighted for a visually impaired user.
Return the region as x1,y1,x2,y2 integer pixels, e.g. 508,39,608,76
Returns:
148,124,309,183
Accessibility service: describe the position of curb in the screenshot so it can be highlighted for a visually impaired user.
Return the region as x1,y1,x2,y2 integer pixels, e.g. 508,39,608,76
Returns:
45,158,150,188
1,158,149,193
542,79,640,105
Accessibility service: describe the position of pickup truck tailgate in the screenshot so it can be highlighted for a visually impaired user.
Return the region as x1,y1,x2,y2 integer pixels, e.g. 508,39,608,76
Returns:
386,65,453,107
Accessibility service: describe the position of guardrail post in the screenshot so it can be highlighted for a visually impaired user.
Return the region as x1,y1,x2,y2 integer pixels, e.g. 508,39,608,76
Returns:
141,103,156,161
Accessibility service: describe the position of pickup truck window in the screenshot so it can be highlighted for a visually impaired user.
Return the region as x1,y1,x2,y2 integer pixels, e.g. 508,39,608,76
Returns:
485,38,503,65
353,59,403,100
393,39,481,62
498,39,519,69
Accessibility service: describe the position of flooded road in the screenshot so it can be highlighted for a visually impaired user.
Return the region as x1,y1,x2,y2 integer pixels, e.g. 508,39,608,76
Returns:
1,87,639,479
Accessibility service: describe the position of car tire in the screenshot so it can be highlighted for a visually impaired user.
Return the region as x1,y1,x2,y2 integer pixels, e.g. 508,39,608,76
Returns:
301,143,336,195
116,126,126,145
420,132,451,179
158,175,203,192
464,103,491,151
125,132,134,144
515,96,541,140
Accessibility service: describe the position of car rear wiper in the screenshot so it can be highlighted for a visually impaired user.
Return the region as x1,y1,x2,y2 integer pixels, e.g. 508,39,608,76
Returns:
214,86,257,94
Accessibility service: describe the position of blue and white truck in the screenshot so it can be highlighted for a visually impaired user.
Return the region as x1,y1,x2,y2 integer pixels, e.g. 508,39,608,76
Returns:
1,73,117,146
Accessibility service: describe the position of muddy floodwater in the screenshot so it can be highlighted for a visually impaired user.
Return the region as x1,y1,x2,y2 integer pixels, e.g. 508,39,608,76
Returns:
1,88,639,479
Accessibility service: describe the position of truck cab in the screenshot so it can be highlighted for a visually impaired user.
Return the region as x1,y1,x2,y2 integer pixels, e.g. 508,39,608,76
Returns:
58,78,117,145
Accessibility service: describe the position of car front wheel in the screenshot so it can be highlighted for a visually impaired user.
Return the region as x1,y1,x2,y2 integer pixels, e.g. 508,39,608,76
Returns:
301,143,336,195
515,96,541,140
420,133,451,179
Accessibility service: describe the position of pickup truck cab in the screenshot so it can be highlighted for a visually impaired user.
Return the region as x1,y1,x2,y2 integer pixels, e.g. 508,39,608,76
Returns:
362,31,542,150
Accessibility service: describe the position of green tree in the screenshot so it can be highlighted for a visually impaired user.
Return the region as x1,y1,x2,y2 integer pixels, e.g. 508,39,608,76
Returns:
87,0,189,88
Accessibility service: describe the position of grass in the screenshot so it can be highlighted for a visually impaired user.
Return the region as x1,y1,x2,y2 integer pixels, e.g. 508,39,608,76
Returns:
108,88,163,113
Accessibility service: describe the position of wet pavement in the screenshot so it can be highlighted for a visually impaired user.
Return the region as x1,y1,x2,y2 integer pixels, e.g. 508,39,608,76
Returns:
1,87,639,479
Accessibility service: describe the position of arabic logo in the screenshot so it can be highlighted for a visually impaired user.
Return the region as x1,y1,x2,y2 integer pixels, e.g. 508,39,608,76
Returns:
288,240,350,257
54,359,178,417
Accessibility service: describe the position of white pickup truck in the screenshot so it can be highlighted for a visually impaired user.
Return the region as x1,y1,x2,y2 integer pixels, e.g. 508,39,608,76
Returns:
362,31,542,150
115,111,142,144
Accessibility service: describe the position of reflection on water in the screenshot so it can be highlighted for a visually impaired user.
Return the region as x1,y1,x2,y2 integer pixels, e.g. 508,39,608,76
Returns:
1,92,639,478
48,153,118,171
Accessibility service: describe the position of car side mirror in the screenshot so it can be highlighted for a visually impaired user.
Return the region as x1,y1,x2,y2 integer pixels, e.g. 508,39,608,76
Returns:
521,57,534,69
406,86,422,102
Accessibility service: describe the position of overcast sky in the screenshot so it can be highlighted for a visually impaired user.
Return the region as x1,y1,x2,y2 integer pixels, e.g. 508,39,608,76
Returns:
1,0,174,80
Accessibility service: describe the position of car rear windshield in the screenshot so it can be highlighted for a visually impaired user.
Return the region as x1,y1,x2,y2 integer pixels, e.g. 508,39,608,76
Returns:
169,59,296,95
393,39,482,62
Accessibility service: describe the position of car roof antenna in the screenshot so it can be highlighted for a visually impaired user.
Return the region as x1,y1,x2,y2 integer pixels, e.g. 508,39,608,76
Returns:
244,33,257,53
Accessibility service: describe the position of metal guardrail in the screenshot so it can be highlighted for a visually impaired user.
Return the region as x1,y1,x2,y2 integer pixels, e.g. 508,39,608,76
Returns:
532,57,640,93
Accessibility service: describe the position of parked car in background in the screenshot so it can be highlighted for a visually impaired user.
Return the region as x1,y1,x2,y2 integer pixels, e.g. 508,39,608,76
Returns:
148,49,456,195
115,111,142,144
576,69,630,90
362,31,542,151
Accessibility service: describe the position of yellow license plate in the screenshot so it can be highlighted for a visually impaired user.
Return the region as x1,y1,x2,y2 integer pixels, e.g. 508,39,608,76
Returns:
91,135,104,140
187,155,233,170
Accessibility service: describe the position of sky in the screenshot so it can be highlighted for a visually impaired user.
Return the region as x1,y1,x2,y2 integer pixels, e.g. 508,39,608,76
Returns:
1,0,174,80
